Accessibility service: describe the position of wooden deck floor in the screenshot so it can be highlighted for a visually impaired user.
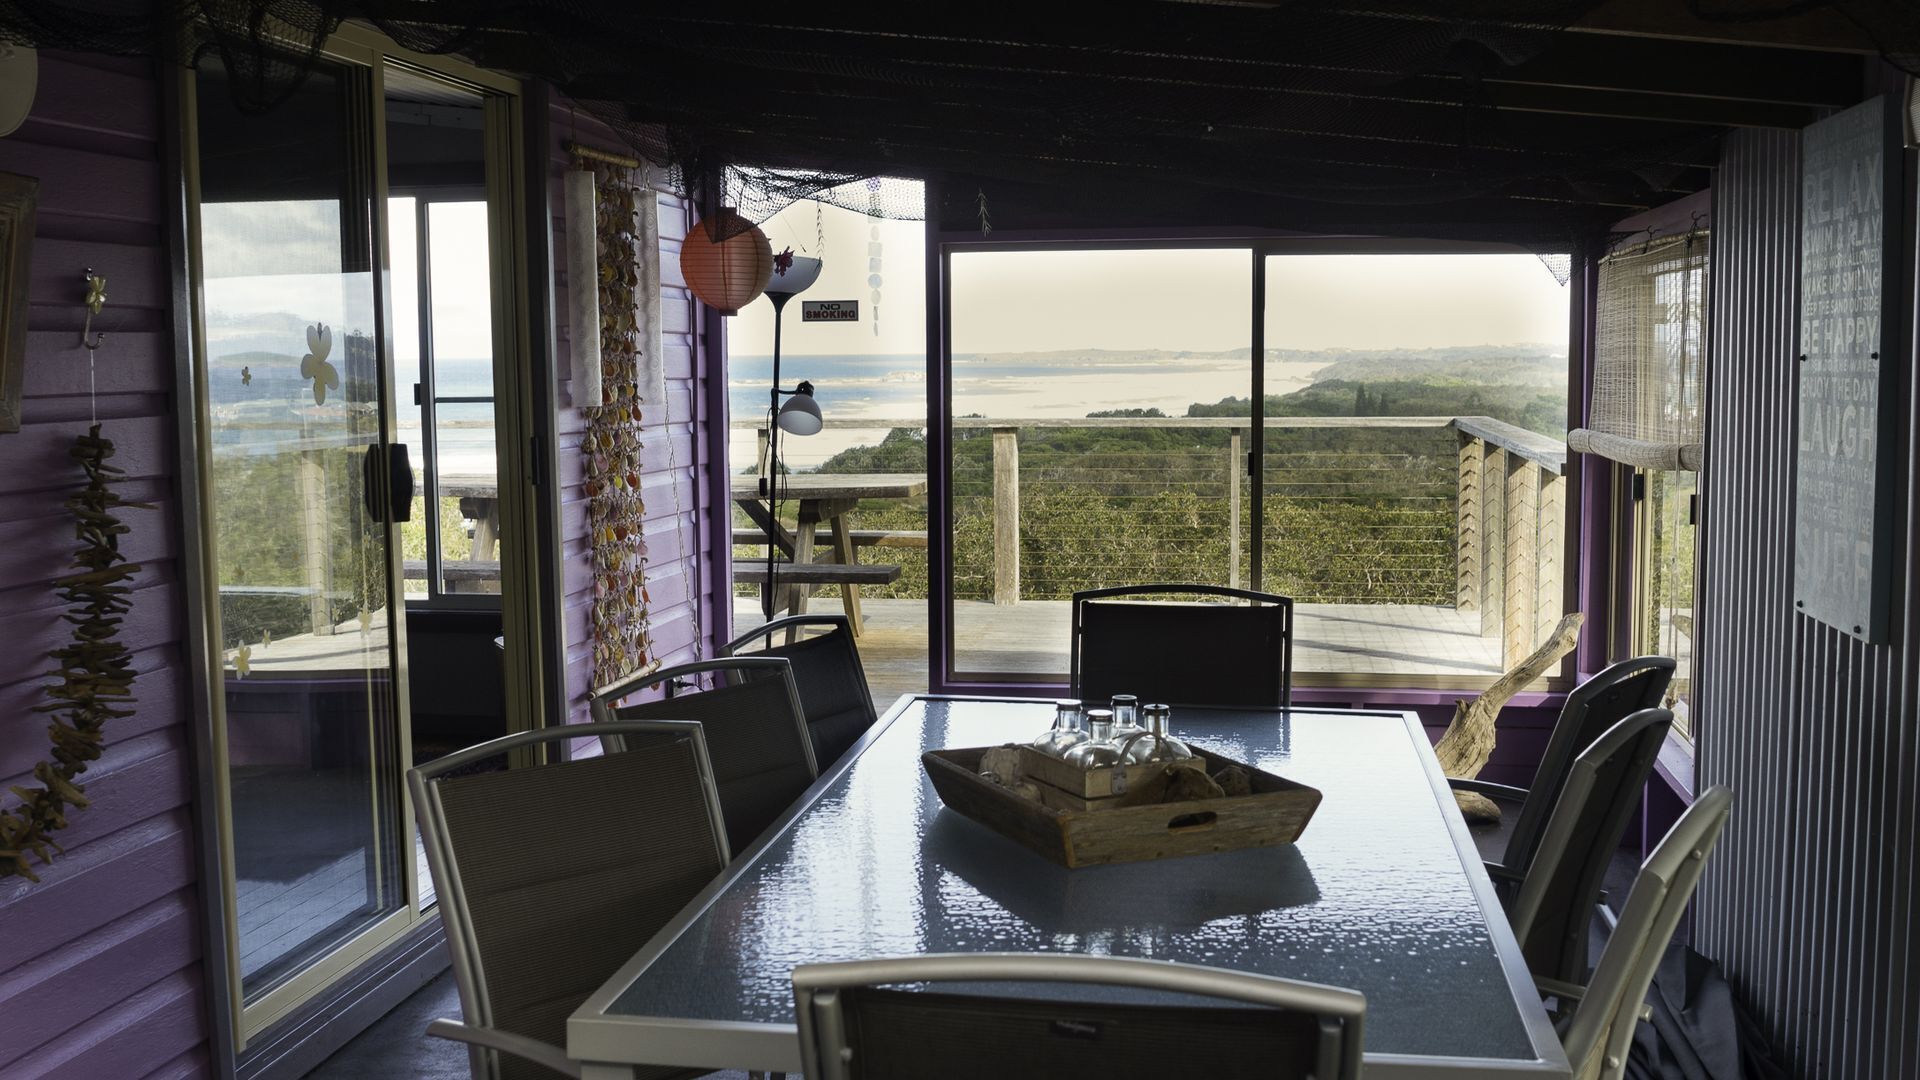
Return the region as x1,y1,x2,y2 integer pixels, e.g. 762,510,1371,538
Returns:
733,596,1503,703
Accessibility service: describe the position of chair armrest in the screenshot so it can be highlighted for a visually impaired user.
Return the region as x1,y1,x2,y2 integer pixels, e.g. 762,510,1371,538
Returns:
426,1018,582,1078
1532,979,1652,1023
1447,777,1530,801
1484,861,1525,886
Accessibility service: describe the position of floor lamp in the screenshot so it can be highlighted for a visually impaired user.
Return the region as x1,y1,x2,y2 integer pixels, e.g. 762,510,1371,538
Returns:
762,254,824,616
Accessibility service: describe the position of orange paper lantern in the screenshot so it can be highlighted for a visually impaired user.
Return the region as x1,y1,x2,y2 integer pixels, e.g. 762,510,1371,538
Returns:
679,208,773,315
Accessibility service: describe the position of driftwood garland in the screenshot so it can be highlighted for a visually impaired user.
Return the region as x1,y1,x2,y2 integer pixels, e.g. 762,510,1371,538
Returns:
1435,611,1584,823
0,425,150,881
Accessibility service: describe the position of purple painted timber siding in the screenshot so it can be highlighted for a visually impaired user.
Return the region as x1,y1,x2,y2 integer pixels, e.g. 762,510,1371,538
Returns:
547,99,721,724
0,53,211,1079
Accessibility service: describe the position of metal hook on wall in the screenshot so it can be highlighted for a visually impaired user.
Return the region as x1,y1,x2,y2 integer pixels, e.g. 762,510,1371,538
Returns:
80,268,107,351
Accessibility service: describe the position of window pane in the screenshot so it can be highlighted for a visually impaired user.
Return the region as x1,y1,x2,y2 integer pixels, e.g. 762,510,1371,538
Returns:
946,248,1254,681
426,200,500,596
1645,469,1696,737
196,54,405,1002
1263,253,1571,683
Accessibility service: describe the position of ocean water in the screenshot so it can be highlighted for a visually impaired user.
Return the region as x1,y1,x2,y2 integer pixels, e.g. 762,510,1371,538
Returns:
730,352,1314,469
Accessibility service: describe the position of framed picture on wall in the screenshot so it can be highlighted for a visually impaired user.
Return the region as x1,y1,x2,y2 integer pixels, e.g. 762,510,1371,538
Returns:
0,171,36,434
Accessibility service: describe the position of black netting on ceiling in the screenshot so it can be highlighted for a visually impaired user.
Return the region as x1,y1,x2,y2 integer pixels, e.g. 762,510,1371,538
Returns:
3,1,1916,245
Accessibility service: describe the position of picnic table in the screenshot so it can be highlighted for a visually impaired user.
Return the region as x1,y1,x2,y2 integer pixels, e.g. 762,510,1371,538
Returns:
731,472,927,636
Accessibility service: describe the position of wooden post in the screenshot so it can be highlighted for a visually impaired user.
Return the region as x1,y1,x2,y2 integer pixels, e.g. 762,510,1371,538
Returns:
992,427,1020,606
299,450,332,635
1228,429,1243,590
1535,466,1567,644
1502,457,1538,668
1456,432,1483,611
1480,445,1506,638
756,426,770,482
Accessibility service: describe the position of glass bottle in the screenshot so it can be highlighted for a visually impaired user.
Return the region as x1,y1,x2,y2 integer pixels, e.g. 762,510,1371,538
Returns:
1124,703,1194,764
1109,694,1144,740
1031,699,1088,758
1064,708,1124,771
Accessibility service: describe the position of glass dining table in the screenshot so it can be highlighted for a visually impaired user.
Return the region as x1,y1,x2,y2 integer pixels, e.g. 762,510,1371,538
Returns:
569,695,1571,1078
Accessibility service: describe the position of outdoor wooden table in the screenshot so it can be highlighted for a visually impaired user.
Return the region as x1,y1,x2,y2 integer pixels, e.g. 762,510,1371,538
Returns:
569,695,1571,1079
730,471,927,635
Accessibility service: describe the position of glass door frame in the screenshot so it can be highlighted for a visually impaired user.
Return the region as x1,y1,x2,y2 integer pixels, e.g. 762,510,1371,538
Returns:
927,230,1582,693
176,25,532,1050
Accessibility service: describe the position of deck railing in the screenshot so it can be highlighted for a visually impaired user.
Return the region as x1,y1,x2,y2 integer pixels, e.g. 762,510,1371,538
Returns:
738,414,1567,665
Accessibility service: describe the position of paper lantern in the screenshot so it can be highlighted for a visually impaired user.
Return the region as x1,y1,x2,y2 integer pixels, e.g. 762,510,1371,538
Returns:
680,208,772,315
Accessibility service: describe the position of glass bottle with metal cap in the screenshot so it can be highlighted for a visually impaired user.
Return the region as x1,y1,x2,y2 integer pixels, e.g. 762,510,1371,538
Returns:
1063,708,1124,771
1031,699,1088,758
1109,694,1144,741
1123,703,1193,764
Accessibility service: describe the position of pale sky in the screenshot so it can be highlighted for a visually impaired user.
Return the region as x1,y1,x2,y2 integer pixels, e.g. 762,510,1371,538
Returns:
730,188,1569,356
731,199,928,356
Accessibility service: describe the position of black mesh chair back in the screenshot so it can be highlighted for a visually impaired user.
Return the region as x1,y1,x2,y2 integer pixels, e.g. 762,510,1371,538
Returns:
410,723,728,1080
724,614,879,768
1500,656,1675,878
1072,584,1294,709
593,657,818,857
1508,708,1673,986
794,954,1364,1080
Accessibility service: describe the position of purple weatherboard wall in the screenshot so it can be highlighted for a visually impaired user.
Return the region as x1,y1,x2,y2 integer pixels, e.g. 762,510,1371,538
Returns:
0,54,212,1080
547,98,724,725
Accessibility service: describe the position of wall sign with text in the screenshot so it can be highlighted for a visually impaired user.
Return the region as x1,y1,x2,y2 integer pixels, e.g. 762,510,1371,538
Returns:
1794,95,1907,643
801,300,859,322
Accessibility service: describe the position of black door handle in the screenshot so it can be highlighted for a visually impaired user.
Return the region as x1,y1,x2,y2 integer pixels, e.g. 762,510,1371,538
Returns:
363,445,383,522
388,443,414,523
360,444,416,524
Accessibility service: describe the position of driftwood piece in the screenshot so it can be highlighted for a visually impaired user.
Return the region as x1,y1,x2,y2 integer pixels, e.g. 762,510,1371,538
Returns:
1435,611,1584,823
0,426,150,881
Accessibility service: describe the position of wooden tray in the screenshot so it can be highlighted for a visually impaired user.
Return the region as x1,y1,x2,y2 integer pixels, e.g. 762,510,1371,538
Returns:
922,744,1321,869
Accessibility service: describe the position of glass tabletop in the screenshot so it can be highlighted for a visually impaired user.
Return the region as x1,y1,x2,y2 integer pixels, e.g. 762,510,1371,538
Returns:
588,697,1558,1069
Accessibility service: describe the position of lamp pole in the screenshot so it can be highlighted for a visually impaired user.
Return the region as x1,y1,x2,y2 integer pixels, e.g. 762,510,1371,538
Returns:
762,291,792,616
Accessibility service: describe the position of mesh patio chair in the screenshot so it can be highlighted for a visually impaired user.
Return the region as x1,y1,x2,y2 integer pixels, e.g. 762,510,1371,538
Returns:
723,614,880,769
591,657,818,857
409,722,729,1080
1543,786,1733,1080
1070,584,1294,709
1453,655,1675,905
1506,708,1674,986
792,953,1365,1080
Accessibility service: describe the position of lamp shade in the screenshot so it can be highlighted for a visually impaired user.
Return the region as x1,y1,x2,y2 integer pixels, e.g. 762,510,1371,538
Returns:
764,253,823,299
777,385,823,436
680,209,773,315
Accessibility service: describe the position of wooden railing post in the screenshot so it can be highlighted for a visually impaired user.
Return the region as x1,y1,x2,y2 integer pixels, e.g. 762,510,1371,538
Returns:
299,449,332,635
1535,466,1567,644
1480,444,1506,638
1228,429,1243,590
1456,432,1483,611
1502,456,1539,668
992,427,1020,605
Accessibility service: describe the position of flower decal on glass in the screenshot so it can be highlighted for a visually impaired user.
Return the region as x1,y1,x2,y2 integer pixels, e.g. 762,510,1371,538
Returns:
300,323,340,405
772,246,794,277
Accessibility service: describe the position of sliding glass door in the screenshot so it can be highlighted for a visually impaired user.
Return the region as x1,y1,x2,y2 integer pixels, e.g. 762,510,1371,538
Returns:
187,35,526,1042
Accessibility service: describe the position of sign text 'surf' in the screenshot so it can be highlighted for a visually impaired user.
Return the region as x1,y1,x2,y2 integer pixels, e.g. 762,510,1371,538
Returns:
1794,95,1905,643
801,300,859,322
